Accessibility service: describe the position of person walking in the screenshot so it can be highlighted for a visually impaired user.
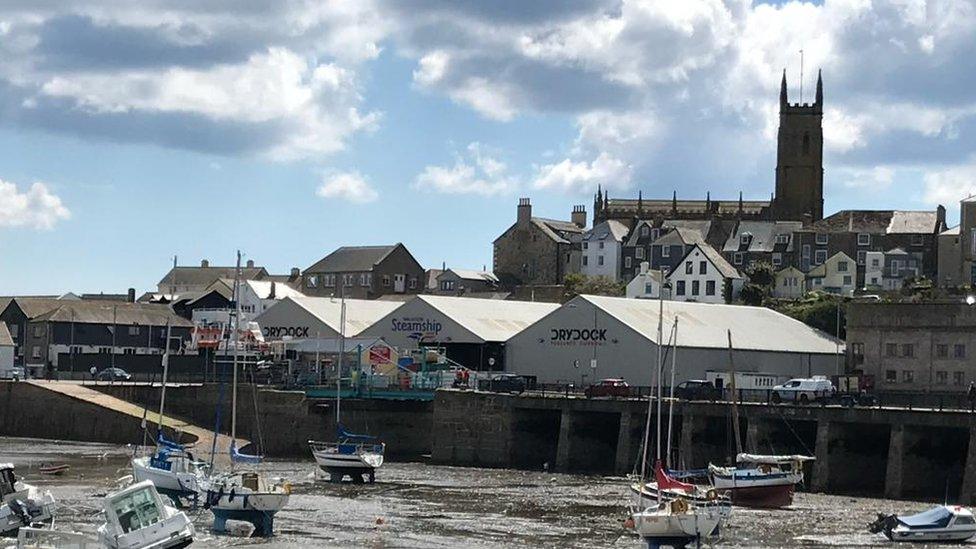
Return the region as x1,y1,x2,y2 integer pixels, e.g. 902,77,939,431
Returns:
968,381,976,412
89,365,97,382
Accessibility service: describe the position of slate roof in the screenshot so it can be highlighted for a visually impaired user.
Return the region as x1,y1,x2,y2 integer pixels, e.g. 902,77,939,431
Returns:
158,265,268,288
30,301,191,327
305,244,399,273
443,269,500,283
804,210,940,234
583,220,629,242
531,218,584,244
0,322,12,346
723,221,803,253
672,243,742,280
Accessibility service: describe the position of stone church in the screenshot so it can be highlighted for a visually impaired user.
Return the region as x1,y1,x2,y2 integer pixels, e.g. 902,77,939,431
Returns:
593,70,825,228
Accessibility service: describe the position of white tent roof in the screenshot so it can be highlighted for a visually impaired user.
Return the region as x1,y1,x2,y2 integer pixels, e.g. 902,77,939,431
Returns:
579,294,843,355
416,295,559,342
284,296,403,337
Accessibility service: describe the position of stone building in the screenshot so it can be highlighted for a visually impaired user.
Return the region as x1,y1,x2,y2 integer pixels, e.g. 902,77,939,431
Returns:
847,301,976,393
302,243,425,300
937,195,976,287
157,259,270,295
493,199,585,286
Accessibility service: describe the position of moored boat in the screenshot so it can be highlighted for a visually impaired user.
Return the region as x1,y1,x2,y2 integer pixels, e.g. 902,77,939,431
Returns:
309,426,385,483
869,505,976,543
0,464,55,536
36,466,68,477
96,480,194,549
203,466,290,537
131,436,208,507
708,453,812,508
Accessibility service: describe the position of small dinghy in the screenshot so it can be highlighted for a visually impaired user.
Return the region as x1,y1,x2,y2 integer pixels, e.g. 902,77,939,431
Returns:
869,505,976,543
97,479,194,549
0,464,55,536
36,466,69,477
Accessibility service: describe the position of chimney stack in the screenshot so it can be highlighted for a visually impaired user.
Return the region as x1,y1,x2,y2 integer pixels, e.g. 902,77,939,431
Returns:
936,204,947,232
246,259,255,268
201,259,209,268
290,267,300,278
517,198,532,225
640,261,649,275
571,205,587,228
127,288,136,303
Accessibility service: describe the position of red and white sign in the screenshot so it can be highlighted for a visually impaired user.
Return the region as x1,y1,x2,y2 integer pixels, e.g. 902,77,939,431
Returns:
368,345,392,365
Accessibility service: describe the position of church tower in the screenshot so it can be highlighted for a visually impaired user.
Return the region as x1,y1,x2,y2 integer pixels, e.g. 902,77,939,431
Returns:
774,69,824,222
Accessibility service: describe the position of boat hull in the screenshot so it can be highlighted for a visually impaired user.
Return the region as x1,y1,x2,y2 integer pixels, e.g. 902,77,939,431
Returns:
886,526,976,543
632,508,723,548
131,457,202,505
309,440,384,483
205,483,289,537
716,483,794,509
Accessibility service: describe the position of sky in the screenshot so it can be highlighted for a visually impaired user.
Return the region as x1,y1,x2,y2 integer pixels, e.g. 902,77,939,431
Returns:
1,0,976,295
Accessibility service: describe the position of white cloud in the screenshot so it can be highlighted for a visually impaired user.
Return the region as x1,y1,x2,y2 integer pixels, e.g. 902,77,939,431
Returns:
413,142,517,195
923,163,976,206
532,152,632,193
839,166,895,189
0,179,70,229
316,171,378,203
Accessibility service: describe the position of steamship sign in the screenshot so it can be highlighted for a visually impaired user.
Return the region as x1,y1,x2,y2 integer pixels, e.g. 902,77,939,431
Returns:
391,317,444,343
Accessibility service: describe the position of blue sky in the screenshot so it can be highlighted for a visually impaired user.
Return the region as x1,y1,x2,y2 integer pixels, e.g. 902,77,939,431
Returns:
1,0,975,294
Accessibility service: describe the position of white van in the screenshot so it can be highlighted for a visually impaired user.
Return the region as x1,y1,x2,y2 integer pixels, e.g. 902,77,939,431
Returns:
771,376,834,404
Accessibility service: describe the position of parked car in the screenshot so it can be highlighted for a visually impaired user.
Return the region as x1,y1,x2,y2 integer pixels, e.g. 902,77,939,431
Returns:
477,373,526,394
96,367,132,382
0,365,25,381
675,380,722,401
585,378,631,398
770,377,833,404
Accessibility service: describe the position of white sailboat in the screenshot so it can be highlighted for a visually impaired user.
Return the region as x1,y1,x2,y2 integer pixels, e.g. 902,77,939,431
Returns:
626,308,725,549
131,317,210,507
97,480,194,549
203,251,290,537
308,292,385,483
0,464,54,536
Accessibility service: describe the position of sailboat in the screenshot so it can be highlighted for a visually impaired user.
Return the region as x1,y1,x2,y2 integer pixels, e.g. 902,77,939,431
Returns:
203,251,290,537
132,318,210,507
308,291,385,483
0,464,55,536
707,330,814,509
626,312,725,549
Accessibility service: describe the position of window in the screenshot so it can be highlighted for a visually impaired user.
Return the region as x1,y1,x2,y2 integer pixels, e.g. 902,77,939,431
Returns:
624,257,632,269
843,275,852,285
128,326,140,336
775,234,789,245
740,233,751,246
911,234,924,246
661,246,669,258
306,275,318,288
857,233,871,246
936,370,948,384
651,229,660,240
685,261,693,274
409,277,418,289
886,370,897,383
816,233,828,245
902,344,914,358
733,252,743,265
33,325,43,337
644,283,654,295
440,280,455,291
676,281,686,296
382,275,390,287
772,253,782,266
597,255,604,266
885,343,897,357
851,342,864,365
699,261,707,275
582,256,588,266
705,280,716,296
343,274,353,286
31,346,40,359
870,256,880,268
582,242,588,250
955,344,967,359
955,372,966,386
837,261,848,272
640,226,649,237
902,370,914,382
360,273,368,286
636,247,645,259
936,344,949,359
815,250,827,264
857,251,867,266
692,281,700,296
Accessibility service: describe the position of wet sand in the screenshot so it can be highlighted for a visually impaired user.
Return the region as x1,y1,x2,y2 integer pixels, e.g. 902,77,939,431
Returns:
1,437,970,548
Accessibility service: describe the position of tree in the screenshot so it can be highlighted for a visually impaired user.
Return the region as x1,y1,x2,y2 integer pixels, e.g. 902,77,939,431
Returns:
739,283,766,306
745,261,776,289
774,293,847,339
563,274,625,300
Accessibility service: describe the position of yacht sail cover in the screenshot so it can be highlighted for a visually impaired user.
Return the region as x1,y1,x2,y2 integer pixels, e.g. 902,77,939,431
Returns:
655,460,695,492
897,507,953,529
736,453,815,464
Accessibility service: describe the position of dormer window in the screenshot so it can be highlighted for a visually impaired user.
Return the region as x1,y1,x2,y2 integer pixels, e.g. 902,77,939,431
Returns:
740,232,752,246
857,233,871,246
640,226,649,237
775,234,789,245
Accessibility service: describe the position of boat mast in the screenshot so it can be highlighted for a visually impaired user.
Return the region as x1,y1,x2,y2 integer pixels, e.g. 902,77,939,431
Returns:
666,318,678,467
336,289,346,426
157,317,172,436
655,280,665,463
231,250,242,456
726,329,742,456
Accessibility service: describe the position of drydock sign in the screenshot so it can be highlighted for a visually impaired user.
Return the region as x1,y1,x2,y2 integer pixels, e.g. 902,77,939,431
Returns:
546,327,613,346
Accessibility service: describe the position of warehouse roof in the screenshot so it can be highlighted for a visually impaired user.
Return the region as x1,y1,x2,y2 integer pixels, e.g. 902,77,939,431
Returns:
277,296,403,336
577,295,842,354
413,295,559,342
30,302,192,327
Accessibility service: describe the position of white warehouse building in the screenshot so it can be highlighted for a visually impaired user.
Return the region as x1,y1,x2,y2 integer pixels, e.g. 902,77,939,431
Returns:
253,296,404,340
505,295,844,386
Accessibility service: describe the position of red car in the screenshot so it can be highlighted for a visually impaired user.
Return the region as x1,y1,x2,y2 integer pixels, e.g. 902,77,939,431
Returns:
585,378,631,398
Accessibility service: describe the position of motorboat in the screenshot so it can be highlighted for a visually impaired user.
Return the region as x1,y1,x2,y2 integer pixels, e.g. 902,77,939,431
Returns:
131,435,209,507
203,465,290,537
0,464,55,536
97,479,194,549
309,425,385,483
869,505,976,543
708,453,812,508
